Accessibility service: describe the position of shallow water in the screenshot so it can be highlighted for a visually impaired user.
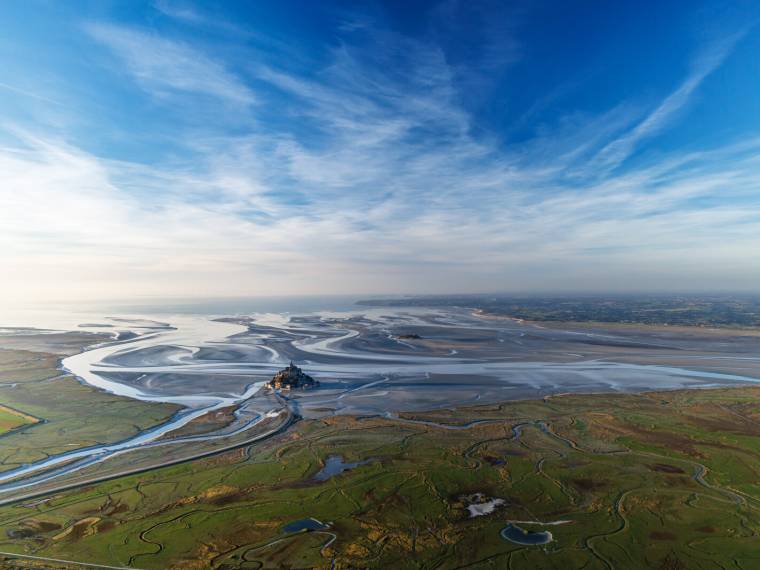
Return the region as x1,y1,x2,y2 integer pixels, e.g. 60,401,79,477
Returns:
313,455,371,482
282,518,328,533
501,523,553,545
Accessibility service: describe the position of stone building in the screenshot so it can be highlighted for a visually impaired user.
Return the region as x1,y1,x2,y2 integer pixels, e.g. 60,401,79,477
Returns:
267,362,318,391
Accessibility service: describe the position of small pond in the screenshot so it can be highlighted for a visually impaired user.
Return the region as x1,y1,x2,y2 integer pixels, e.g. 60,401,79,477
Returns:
501,523,553,545
313,455,371,482
282,518,328,533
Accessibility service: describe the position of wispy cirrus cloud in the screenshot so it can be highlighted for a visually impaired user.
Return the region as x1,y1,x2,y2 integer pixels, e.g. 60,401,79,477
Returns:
3,125,760,301
587,30,748,175
0,81,62,105
153,0,205,24
85,22,255,105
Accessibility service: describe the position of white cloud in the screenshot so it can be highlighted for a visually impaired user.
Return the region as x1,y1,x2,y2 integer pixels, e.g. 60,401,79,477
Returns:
153,0,204,24
86,23,255,105
589,31,746,174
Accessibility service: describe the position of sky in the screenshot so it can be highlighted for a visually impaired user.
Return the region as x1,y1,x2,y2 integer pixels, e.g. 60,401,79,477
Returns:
1,0,759,304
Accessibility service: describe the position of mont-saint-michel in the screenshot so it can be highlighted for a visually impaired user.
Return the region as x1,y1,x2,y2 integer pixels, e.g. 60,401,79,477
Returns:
2,1,759,569
267,362,319,391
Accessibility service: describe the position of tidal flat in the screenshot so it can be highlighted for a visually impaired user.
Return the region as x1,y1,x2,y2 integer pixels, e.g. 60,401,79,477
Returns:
0,306,758,568
60,307,760,420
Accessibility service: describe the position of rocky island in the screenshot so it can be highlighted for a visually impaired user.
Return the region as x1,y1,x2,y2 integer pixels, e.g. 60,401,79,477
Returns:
267,362,319,391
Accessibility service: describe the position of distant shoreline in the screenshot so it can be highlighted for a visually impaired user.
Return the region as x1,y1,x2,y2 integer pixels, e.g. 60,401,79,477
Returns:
471,308,760,335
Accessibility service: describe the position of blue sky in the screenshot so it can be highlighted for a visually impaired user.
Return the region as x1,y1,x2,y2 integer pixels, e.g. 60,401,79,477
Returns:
1,1,759,302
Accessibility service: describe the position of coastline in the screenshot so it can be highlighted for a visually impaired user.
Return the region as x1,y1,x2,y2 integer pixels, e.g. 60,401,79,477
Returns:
471,308,760,335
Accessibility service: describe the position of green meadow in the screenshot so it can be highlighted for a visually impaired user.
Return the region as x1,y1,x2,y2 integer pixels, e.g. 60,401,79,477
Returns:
0,381,757,569
0,345,179,475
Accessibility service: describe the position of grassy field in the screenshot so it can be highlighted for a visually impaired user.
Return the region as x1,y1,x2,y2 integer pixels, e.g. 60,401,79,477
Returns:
0,343,180,475
0,405,37,435
0,385,757,569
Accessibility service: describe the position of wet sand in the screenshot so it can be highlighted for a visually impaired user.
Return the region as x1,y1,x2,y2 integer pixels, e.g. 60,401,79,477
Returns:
63,308,760,418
